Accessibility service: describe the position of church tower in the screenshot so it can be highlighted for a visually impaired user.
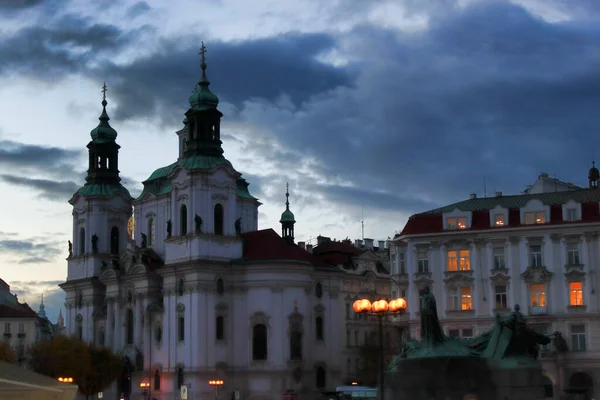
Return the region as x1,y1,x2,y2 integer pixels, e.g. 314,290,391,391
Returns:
63,84,133,341
280,183,296,243
184,42,224,158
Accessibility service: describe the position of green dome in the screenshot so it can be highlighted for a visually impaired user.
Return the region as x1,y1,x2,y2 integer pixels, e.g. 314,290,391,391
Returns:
189,70,219,110
280,209,296,223
90,100,117,142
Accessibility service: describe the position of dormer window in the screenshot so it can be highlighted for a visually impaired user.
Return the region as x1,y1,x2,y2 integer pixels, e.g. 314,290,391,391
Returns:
566,208,577,222
447,217,467,230
494,214,505,226
524,211,545,225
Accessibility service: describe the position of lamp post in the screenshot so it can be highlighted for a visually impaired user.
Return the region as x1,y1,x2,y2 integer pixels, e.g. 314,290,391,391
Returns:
57,377,74,383
140,382,150,400
353,297,407,400
209,380,224,400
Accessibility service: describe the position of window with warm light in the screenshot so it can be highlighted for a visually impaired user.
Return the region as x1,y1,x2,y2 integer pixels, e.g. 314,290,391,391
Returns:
447,217,467,230
417,250,429,273
447,250,471,271
494,214,505,226
567,243,581,265
447,287,472,310
461,287,472,310
493,247,505,269
569,282,584,306
529,245,543,267
524,211,546,225
529,283,546,308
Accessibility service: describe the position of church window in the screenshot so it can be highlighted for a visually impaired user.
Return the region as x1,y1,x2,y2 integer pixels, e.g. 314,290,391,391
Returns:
189,122,195,140
177,367,184,389
97,156,102,169
98,330,105,346
316,366,326,389
77,292,83,309
127,291,133,303
155,326,162,344
153,369,160,391
180,205,188,235
315,282,323,299
252,324,267,360
214,204,224,235
126,309,134,345
77,324,83,340
216,316,224,340
178,316,185,342
178,279,185,296
110,227,120,255
147,217,154,246
316,316,324,340
105,157,109,169
290,330,303,360
216,278,224,295
79,227,85,255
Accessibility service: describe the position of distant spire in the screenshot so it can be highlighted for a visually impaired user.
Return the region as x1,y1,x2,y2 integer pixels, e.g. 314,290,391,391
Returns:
37,294,46,318
285,182,290,210
57,309,64,327
280,182,296,242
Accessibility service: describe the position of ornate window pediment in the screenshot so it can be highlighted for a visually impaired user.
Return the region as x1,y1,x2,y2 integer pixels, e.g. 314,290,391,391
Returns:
176,303,185,313
443,272,474,289
250,311,270,326
314,304,325,315
522,266,552,284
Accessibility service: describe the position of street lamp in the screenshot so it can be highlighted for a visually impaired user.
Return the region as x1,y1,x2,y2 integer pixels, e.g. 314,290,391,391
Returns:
353,297,407,400
140,382,150,399
57,377,74,383
209,380,224,400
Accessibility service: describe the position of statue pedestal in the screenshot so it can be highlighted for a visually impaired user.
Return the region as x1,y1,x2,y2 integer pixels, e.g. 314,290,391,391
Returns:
388,356,547,400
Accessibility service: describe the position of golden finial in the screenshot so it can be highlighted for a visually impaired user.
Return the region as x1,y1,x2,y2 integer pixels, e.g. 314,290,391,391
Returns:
199,42,207,70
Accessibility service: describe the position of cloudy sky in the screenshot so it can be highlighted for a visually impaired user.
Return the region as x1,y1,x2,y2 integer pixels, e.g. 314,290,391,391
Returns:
2,0,600,322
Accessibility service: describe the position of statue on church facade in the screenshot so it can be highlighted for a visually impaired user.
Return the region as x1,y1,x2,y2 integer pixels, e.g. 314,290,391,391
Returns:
141,233,147,248
194,214,202,234
167,220,172,238
235,217,241,235
91,234,98,254
68,240,73,257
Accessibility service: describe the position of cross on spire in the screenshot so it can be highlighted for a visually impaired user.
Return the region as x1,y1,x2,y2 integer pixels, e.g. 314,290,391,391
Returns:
285,182,290,210
101,82,108,101
199,41,207,70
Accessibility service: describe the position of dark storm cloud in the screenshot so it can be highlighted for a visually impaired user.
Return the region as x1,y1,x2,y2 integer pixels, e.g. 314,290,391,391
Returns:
0,0,45,9
94,33,353,126
0,13,150,79
0,175,79,201
233,1,600,215
0,140,83,177
126,1,151,18
0,233,62,264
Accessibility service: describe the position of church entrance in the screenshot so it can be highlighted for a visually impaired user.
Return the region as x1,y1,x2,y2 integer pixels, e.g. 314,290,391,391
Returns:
117,356,133,399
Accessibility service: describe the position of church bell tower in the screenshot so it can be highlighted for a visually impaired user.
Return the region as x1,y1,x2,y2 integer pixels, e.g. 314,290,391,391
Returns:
280,183,296,243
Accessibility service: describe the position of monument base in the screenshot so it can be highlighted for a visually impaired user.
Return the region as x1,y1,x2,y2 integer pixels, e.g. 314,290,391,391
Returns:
387,356,547,400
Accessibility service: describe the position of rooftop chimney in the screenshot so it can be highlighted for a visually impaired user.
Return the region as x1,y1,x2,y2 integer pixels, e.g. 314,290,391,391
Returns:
364,238,374,250
355,239,363,248
495,191,502,197
378,240,385,249
298,241,306,250
306,244,313,254
470,193,477,199
317,235,330,246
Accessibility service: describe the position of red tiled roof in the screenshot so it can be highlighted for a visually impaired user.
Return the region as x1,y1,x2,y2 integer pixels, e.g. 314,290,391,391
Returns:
242,229,316,263
0,304,37,319
313,241,362,255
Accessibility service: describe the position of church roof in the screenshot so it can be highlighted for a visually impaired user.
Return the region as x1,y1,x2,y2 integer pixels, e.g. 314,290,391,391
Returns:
241,229,340,271
75,182,132,199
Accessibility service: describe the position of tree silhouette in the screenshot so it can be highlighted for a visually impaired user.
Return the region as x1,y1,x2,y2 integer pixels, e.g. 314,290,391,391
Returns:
0,341,17,364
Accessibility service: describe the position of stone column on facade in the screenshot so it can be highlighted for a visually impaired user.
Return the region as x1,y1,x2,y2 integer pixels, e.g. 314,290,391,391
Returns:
135,293,143,347
106,298,114,349
114,298,121,350
508,236,522,307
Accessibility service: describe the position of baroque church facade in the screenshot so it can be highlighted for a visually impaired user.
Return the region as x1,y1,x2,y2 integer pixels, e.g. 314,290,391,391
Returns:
59,49,396,400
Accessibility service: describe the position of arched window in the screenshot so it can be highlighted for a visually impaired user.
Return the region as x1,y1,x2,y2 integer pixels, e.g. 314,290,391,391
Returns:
77,324,83,340
214,204,224,235
316,366,326,389
79,227,85,255
110,227,119,255
126,309,134,345
153,369,160,391
147,217,154,246
316,316,324,340
180,205,187,235
315,282,323,299
216,316,224,340
252,324,267,360
216,278,224,295
98,330,105,346
177,367,184,389
290,331,303,360
178,316,185,342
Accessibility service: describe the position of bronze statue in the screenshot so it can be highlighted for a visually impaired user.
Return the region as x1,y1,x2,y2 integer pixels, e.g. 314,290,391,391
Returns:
235,217,241,235
68,240,73,257
420,287,445,347
141,233,147,248
91,234,98,254
195,214,202,233
167,220,172,238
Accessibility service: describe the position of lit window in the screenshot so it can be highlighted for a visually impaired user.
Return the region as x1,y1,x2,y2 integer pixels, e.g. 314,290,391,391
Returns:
447,217,467,230
460,287,472,310
447,250,470,271
530,283,546,308
457,217,467,229
567,243,580,265
566,208,577,222
569,282,584,306
494,214,505,226
493,247,505,269
524,211,546,225
529,245,543,267
447,218,457,229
